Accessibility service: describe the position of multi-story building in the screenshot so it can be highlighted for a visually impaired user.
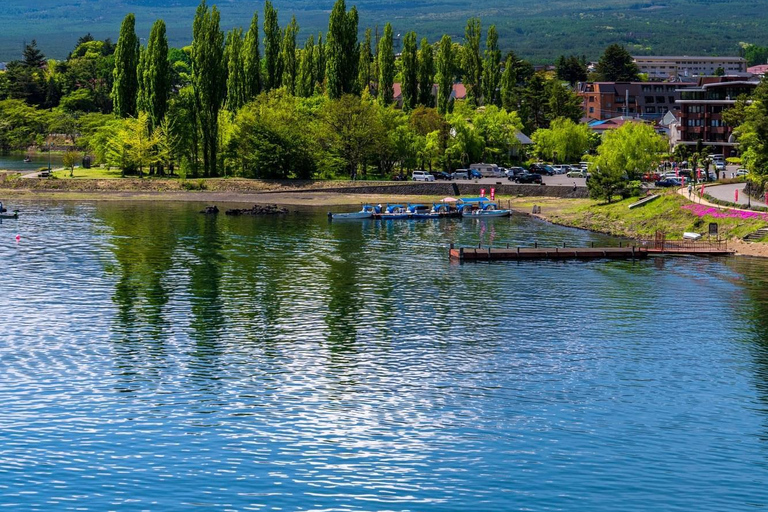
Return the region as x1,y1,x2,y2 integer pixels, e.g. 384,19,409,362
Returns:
578,82,694,121
633,56,747,80
675,76,760,156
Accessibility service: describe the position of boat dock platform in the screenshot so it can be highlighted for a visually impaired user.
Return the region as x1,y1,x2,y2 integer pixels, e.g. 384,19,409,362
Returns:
450,240,733,262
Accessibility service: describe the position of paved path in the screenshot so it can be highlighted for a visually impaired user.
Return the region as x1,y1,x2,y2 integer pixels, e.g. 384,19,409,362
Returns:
699,182,767,208
676,186,767,212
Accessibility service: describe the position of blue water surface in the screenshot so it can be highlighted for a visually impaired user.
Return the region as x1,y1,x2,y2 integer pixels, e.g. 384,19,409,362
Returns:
0,200,767,511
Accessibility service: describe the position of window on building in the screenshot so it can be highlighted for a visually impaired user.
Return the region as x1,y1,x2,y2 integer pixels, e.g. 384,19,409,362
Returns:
589,107,594,113
656,96,665,103
589,96,595,102
645,96,654,103
669,96,675,104
646,107,656,113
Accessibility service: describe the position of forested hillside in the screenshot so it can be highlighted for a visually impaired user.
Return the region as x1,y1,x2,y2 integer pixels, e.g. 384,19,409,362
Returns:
1,0,766,62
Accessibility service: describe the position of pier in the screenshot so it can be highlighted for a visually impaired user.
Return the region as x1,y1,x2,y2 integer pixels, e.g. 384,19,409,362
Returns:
449,240,733,262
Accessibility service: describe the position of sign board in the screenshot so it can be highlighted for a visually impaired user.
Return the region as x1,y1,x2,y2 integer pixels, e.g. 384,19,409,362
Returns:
490,187,496,200
709,222,718,237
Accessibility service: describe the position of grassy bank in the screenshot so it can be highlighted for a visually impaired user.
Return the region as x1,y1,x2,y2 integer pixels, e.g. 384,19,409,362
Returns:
509,192,768,241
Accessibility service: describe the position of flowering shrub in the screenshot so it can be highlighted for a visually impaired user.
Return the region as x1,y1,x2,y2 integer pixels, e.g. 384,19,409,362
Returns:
682,203,768,221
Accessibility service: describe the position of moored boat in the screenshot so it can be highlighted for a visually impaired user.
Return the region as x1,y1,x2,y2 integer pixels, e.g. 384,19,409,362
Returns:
377,204,409,220
329,205,377,220
0,211,19,219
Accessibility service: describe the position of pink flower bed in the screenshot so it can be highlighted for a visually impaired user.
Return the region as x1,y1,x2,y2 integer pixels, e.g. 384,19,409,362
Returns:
682,203,768,221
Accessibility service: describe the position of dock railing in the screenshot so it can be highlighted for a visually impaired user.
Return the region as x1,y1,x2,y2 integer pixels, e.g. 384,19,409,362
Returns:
640,238,729,253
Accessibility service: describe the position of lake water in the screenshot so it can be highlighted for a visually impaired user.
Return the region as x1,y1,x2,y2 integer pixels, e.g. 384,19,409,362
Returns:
1,200,768,511
0,153,63,172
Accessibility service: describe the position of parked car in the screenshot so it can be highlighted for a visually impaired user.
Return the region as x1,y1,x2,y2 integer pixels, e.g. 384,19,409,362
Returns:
431,171,452,180
451,169,469,180
643,172,661,182
529,163,554,176
736,169,749,177
504,167,526,178
714,160,726,171
412,170,435,182
655,178,682,187
513,172,543,184
566,170,585,178
469,169,483,179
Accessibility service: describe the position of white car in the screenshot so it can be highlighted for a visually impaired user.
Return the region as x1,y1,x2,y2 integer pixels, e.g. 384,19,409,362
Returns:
412,171,435,182
451,169,469,180
736,169,749,177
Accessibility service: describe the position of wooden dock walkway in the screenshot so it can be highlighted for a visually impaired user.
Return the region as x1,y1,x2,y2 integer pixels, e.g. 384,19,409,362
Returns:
450,240,733,262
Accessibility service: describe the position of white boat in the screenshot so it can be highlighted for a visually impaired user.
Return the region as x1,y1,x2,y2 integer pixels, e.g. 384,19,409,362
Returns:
329,205,375,220
469,209,510,217
683,232,702,240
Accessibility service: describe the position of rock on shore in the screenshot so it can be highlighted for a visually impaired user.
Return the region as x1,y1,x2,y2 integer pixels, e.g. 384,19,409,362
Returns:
200,205,219,214
225,204,288,216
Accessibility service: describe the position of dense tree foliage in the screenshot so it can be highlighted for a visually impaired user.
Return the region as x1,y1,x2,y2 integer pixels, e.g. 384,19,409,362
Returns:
532,117,590,163
436,35,454,115
417,38,435,107
730,78,768,179
326,0,359,99
482,26,501,107
400,32,418,111
462,18,482,107
596,44,639,82
378,23,395,106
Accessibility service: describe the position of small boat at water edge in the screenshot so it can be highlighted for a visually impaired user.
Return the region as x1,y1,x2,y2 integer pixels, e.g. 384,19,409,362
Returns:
376,204,409,220
0,211,19,219
329,205,377,220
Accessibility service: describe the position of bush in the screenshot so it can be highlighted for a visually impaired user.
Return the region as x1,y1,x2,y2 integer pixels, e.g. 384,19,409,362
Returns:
181,179,207,191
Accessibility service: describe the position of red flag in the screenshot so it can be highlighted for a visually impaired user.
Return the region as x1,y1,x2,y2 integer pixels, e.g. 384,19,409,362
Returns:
681,176,686,186
480,188,486,197
735,189,739,202
490,187,496,200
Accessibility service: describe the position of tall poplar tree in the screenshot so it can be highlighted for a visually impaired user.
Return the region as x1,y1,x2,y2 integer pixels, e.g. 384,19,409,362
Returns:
400,31,418,111
436,35,454,115
281,16,299,94
263,0,282,91
226,28,247,111
463,17,482,107
297,35,315,97
357,28,373,95
191,0,225,177
137,19,170,131
112,13,140,118
243,12,262,100
326,0,359,99
313,33,325,92
378,23,394,105
417,37,435,107
500,51,520,112
482,25,501,106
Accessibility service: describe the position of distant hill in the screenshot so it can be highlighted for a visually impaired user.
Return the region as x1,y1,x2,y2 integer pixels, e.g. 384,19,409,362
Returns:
0,0,765,63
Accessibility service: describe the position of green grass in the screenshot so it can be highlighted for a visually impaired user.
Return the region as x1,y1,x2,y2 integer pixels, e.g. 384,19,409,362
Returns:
550,192,768,240
51,167,124,179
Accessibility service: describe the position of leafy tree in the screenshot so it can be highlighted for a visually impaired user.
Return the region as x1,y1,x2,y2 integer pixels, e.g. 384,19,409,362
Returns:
137,19,171,131
473,105,524,163
521,73,550,132
400,31,418,111
112,13,140,118
417,37,435,107
318,94,383,178
731,79,768,179
742,43,768,67
378,23,395,106
60,88,99,113
500,52,520,112
62,149,81,177
107,112,162,176
410,106,445,136
436,35,454,115
547,80,583,123
225,28,247,112
556,55,587,86
191,0,226,177
596,44,639,82
445,106,484,168
243,13,262,100
357,28,373,95
589,121,666,201
463,18,482,106
263,0,282,92
281,16,299,94
326,0,359,99
714,66,725,77
482,25,501,107
297,36,316,98
532,117,591,163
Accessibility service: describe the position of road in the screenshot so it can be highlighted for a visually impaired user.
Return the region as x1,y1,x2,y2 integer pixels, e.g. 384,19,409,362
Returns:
449,175,587,187
703,182,767,208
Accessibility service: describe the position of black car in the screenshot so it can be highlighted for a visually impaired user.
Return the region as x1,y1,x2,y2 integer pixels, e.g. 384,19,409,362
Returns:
655,178,682,187
514,172,543,184
529,163,554,176
431,171,452,180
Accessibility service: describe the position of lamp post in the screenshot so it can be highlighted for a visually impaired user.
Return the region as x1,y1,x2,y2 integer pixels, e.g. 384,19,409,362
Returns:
47,141,51,171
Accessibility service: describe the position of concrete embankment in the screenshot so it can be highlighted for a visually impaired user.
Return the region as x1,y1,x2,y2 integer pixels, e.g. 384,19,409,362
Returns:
0,177,589,199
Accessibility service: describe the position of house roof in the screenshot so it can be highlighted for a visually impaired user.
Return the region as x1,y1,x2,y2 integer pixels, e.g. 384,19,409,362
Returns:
748,64,768,76
451,83,466,100
515,131,533,145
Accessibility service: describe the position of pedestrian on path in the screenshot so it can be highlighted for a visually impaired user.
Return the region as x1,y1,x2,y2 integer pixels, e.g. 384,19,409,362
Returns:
688,183,693,198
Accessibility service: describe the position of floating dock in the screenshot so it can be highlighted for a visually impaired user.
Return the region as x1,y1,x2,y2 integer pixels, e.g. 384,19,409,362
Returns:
450,240,733,262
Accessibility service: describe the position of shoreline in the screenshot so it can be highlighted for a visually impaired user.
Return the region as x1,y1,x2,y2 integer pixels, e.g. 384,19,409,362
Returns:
4,186,768,259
